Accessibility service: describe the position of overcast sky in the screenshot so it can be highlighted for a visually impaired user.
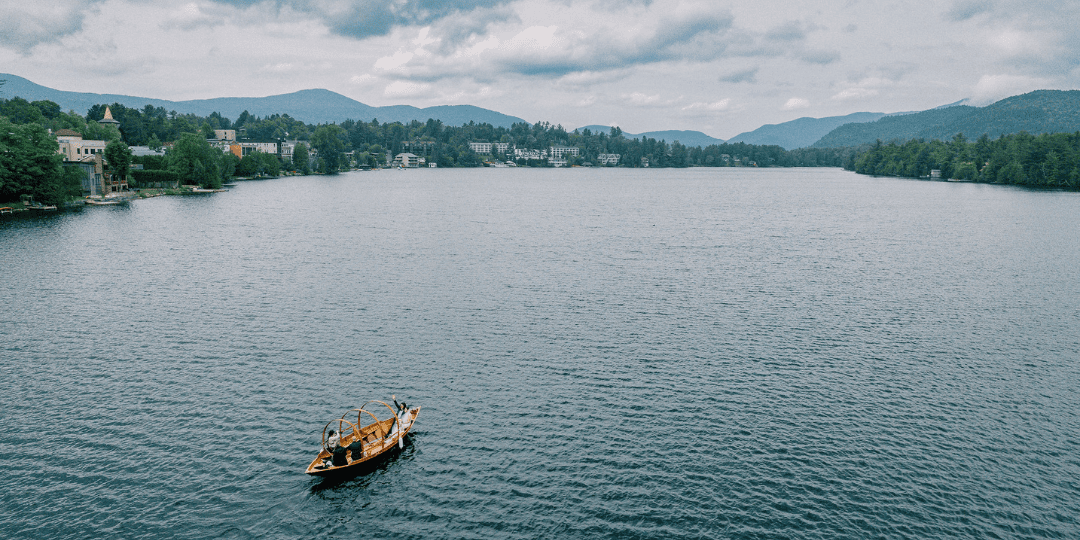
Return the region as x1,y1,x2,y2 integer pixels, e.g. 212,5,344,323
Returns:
2,0,1078,138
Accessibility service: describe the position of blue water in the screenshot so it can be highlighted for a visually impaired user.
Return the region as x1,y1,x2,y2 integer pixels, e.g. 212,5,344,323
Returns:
2,168,1079,539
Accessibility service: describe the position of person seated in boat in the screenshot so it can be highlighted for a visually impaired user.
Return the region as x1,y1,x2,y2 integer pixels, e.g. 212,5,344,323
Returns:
326,429,365,467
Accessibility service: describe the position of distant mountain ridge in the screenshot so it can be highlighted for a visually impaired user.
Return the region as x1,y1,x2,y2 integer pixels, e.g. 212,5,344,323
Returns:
6,74,1079,151
812,90,1080,148
0,74,527,128
575,125,725,147
726,112,888,150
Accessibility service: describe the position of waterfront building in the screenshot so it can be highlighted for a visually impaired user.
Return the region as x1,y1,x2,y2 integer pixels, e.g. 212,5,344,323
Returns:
514,148,545,161
55,129,107,196
213,130,237,142
597,153,620,166
279,140,302,163
395,153,423,168
549,146,580,159
228,140,279,159
55,129,107,162
549,145,579,166
130,146,166,157
469,141,493,154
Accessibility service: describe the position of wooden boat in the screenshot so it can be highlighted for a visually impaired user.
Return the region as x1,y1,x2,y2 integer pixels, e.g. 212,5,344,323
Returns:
305,400,420,477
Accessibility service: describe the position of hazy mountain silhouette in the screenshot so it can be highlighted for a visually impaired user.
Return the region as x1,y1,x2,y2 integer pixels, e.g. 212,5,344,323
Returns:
575,125,725,147
727,112,888,150
0,74,526,128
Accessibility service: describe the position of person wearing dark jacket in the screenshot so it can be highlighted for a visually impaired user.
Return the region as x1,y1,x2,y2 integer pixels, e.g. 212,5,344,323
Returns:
326,429,364,467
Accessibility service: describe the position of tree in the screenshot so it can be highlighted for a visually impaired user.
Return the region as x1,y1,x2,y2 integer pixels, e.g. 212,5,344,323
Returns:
997,160,1026,185
167,133,223,188
0,97,45,125
104,140,133,187
220,152,239,180
260,152,281,177
311,124,347,174
83,120,121,143
32,100,62,121
236,151,281,177
0,117,79,204
293,142,310,175
367,144,385,166
236,153,260,177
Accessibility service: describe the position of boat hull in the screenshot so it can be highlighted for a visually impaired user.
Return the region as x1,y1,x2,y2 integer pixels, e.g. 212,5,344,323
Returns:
305,405,420,477
305,436,409,478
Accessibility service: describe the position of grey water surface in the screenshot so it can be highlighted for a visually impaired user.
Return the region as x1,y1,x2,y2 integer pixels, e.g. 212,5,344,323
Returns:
2,167,1078,539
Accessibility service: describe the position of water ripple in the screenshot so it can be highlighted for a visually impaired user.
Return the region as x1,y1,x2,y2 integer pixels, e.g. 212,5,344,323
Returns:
2,169,1079,539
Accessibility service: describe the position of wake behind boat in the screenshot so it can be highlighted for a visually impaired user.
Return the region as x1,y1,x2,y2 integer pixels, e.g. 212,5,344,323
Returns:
305,398,419,477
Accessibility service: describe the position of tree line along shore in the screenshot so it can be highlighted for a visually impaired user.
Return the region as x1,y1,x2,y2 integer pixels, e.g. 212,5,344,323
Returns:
3,96,1079,206
846,132,1080,189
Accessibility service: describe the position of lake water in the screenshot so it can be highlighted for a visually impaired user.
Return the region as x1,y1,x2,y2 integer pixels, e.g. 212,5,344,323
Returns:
2,168,1079,539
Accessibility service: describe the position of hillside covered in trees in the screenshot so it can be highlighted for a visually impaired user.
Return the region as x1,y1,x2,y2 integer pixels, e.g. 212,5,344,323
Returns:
815,90,1080,148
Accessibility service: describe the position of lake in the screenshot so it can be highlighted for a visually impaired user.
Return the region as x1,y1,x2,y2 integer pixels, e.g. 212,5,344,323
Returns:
2,167,1078,539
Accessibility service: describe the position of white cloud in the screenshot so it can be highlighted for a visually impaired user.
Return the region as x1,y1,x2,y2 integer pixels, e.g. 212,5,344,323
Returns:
625,92,663,106
782,97,810,110
384,80,433,98
0,0,88,52
508,25,560,51
387,0,737,79
683,99,732,111
161,3,219,31
556,69,634,88
968,74,1049,105
375,50,415,71
831,87,879,100
260,63,297,74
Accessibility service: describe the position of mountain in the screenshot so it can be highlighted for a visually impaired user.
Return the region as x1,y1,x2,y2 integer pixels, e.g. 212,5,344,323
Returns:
575,125,725,147
812,90,1080,148
726,112,887,150
0,74,527,128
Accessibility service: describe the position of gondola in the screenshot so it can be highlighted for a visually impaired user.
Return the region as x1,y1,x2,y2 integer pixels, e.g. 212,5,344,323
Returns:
305,400,420,477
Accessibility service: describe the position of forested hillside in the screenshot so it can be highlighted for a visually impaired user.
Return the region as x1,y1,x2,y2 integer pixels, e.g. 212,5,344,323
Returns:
815,90,1080,148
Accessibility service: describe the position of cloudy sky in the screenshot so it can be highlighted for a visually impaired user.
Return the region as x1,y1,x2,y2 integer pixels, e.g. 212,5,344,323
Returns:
2,0,1078,138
